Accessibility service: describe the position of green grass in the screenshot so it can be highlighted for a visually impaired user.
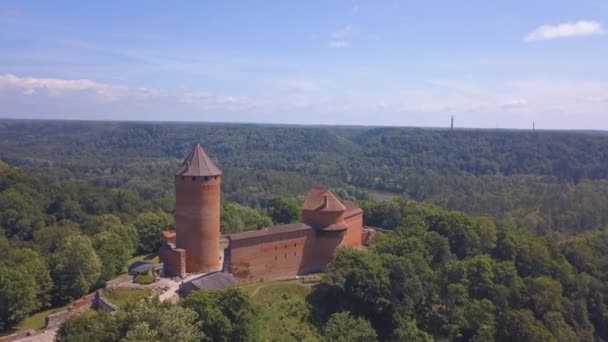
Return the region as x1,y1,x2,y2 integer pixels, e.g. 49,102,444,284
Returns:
240,280,313,304
239,279,320,341
133,273,155,285
14,305,69,332
103,287,153,308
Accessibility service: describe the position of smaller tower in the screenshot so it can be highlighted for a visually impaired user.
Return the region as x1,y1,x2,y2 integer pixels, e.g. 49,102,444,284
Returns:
451,115,454,130
301,188,346,230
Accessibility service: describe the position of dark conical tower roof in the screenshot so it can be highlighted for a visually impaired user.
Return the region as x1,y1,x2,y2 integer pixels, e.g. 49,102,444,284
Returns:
175,144,222,176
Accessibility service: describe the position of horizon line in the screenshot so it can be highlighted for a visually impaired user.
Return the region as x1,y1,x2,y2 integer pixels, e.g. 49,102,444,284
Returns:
0,116,605,133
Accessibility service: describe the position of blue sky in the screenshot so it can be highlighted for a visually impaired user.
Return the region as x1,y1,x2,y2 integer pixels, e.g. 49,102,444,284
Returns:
1,1,607,129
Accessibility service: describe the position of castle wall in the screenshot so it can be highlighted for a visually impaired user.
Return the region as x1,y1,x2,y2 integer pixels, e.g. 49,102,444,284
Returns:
341,210,364,248
302,209,344,229
229,228,311,281
175,175,221,273
159,245,186,277
228,226,349,282
301,231,343,273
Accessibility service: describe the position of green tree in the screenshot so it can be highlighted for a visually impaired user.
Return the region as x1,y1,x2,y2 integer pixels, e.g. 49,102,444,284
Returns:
268,197,300,224
56,311,118,342
4,248,53,309
50,234,101,304
85,215,138,253
132,211,173,253
182,288,261,342
93,231,133,283
122,322,159,342
324,249,392,332
117,300,203,342
322,311,378,342
393,318,434,342
0,265,39,330
496,309,556,342
221,202,272,234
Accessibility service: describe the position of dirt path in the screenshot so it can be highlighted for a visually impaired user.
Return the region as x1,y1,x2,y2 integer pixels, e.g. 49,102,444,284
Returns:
14,327,58,342
158,273,205,302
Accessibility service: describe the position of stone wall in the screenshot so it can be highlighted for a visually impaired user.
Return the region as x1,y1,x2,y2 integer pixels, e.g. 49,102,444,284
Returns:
93,291,118,313
45,293,96,328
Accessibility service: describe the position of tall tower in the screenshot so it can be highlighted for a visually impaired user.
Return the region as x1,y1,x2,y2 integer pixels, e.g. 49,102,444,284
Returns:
174,144,222,273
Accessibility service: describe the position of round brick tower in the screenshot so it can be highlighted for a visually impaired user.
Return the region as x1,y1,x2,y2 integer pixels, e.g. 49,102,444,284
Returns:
174,144,222,273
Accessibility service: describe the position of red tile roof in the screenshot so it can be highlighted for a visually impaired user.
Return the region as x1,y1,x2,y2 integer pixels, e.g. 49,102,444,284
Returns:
175,144,222,177
302,187,346,212
162,230,176,244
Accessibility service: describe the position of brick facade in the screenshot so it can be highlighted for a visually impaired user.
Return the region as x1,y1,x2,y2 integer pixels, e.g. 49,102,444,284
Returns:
160,144,370,283
175,175,222,273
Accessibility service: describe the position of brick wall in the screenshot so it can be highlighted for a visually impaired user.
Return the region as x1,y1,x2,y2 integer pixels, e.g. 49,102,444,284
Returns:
230,229,311,281
159,245,186,277
175,175,221,273
229,227,348,282
342,211,364,248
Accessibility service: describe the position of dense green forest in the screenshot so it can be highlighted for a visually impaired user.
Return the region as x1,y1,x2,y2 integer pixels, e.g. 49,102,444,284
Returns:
53,199,608,341
0,162,272,331
2,119,608,340
2,119,608,238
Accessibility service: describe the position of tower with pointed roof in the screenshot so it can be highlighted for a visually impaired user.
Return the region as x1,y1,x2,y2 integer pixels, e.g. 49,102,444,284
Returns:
174,144,222,273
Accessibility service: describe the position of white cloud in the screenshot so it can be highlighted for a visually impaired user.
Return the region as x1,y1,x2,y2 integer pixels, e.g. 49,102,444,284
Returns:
0,73,279,124
332,24,353,39
0,73,131,101
328,40,348,48
328,24,353,48
525,20,604,42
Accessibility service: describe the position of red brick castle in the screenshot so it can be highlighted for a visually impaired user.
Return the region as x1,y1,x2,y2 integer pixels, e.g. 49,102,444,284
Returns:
160,144,373,282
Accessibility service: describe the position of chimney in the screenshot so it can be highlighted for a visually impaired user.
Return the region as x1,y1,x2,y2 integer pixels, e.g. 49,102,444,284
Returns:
322,194,328,209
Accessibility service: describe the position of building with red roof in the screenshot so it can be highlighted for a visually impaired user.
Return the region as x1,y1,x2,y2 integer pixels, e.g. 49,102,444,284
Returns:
160,144,372,281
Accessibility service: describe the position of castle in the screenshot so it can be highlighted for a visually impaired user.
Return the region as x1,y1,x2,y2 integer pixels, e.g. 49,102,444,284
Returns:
159,144,374,282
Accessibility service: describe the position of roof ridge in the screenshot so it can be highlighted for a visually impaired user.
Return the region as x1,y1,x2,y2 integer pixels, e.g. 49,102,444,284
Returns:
175,143,222,177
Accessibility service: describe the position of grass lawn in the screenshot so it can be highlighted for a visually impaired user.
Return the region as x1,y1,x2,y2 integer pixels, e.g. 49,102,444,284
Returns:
103,287,153,308
239,279,320,341
14,304,69,332
240,279,313,304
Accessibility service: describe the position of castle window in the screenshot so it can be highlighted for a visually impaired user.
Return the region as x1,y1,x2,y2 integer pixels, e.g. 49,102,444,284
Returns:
294,243,296,247
204,176,209,181
181,176,185,181
294,251,296,256
284,253,287,259
274,255,277,261
214,176,218,179
191,177,196,181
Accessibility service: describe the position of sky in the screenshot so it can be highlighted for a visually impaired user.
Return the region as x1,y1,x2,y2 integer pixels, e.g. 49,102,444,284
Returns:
1,1,607,129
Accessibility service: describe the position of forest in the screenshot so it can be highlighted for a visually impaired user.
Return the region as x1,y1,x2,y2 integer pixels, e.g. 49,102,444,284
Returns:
1,119,608,340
